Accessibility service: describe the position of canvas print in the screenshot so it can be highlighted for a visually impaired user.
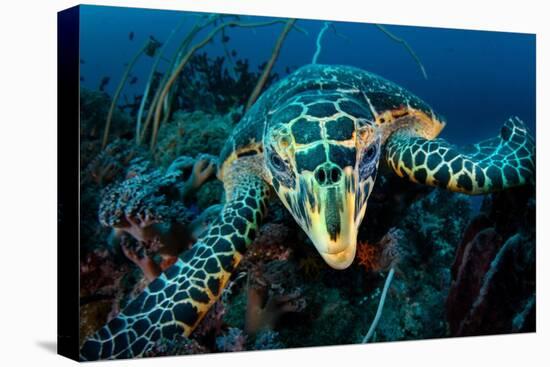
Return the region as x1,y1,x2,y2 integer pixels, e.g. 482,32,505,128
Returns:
60,4,536,361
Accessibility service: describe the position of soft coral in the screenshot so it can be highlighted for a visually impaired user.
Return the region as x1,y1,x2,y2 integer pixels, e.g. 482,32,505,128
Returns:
98,154,217,281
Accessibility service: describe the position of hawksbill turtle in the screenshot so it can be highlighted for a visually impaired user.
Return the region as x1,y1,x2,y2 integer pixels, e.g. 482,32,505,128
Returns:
80,64,535,360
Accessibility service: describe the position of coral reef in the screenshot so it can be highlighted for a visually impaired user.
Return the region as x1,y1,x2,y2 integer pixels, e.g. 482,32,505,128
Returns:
77,41,535,355
98,154,217,280
446,185,535,335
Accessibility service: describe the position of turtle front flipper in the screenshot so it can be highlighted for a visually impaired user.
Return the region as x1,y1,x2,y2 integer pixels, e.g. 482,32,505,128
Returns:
385,116,535,194
80,162,270,360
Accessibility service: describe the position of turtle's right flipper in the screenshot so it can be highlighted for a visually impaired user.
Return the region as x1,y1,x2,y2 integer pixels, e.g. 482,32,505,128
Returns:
384,116,535,194
80,168,270,360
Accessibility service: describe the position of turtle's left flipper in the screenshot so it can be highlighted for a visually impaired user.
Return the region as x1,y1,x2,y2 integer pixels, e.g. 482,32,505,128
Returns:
80,159,270,360
384,116,535,194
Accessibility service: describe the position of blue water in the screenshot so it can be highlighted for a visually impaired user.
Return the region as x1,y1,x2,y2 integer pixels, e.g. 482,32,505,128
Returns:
79,5,536,147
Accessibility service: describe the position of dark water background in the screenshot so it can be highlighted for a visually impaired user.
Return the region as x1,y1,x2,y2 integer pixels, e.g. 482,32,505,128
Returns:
79,5,536,147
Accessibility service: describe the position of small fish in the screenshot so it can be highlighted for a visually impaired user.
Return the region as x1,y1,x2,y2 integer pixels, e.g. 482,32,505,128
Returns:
80,76,85,82
99,76,110,92
129,76,138,85
129,31,134,41
222,35,230,43
80,58,85,64
231,49,237,57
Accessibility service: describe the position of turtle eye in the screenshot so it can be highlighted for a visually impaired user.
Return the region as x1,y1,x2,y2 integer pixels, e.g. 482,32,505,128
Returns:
365,145,377,160
268,149,296,188
359,143,380,180
270,153,286,171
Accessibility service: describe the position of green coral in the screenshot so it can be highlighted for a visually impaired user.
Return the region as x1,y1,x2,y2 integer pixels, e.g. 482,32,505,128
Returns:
154,110,234,168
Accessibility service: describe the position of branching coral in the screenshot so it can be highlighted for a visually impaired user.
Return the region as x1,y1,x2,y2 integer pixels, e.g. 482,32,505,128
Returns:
375,24,428,80
362,267,395,343
80,88,135,174
356,242,379,272
311,22,331,64
80,88,133,143
98,167,187,230
80,139,150,254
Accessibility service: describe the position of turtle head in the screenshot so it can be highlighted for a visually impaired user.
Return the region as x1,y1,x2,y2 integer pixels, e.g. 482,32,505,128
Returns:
264,102,381,269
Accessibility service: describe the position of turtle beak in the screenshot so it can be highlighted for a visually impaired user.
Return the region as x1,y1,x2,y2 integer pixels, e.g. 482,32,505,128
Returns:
277,166,367,270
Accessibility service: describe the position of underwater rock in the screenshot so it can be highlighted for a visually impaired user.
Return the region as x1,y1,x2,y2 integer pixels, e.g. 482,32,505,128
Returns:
446,185,536,336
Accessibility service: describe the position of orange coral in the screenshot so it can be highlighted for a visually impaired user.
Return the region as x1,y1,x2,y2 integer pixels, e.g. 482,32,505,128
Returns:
356,241,380,272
